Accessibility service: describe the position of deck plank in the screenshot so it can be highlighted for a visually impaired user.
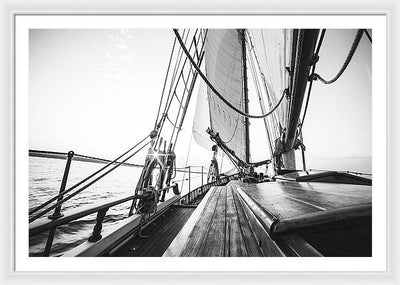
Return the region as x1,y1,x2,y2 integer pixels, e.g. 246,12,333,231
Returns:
231,186,264,256
180,187,223,256
115,207,195,257
224,185,248,256
197,186,227,257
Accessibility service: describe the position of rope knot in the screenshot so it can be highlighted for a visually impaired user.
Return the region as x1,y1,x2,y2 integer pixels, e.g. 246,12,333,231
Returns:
309,54,320,66
149,129,158,139
308,73,318,82
285,66,293,76
284,88,290,99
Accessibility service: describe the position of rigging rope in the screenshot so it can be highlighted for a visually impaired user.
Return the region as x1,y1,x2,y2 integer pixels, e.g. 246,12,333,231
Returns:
156,29,189,134
171,30,206,149
299,29,326,133
180,131,193,192
247,30,280,138
220,145,243,174
173,29,287,119
309,29,364,84
209,128,271,169
154,37,177,128
166,114,182,130
248,49,274,161
29,140,151,222
156,29,203,153
29,134,150,216
363,29,372,43
260,30,278,102
220,114,241,144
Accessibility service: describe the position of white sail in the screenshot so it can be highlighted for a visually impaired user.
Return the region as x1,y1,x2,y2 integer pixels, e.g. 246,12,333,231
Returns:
204,29,247,161
192,29,294,162
247,29,294,148
192,79,213,150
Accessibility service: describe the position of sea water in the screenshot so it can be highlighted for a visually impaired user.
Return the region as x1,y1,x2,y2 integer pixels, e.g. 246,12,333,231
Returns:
29,156,204,256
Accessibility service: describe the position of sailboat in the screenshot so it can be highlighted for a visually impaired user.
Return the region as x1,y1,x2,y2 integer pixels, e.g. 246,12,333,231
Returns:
29,28,372,257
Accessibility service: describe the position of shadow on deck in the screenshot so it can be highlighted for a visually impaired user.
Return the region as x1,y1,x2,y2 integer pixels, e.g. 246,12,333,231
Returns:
112,206,195,257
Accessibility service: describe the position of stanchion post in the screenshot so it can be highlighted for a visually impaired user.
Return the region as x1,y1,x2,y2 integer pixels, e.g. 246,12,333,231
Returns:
189,166,191,193
49,151,74,220
44,151,74,256
201,166,204,186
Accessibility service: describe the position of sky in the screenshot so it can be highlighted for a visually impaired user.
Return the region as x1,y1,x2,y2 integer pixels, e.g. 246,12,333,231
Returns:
29,29,372,173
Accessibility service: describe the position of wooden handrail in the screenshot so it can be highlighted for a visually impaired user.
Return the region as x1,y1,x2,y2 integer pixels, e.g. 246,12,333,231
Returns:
30,183,178,237
178,174,236,203
180,181,217,200
29,194,144,236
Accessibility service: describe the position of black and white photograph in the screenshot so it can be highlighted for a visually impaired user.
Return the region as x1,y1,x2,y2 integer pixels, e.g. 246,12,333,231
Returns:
11,14,388,272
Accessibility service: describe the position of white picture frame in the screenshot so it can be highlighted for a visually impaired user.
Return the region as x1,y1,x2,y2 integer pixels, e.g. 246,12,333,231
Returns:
1,0,399,283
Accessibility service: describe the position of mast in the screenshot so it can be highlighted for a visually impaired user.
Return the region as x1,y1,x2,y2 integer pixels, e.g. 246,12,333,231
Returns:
285,29,319,151
241,29,250,164
281,29,319,171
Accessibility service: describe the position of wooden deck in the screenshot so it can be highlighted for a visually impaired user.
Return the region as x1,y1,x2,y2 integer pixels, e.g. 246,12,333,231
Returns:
164,179,372,257
164,185,266,257
113,206,195,257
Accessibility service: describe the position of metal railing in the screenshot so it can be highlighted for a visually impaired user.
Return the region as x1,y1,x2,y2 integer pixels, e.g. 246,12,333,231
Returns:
177,174,237,206
29,147,237,256
29,135,151,222
30,184,176,256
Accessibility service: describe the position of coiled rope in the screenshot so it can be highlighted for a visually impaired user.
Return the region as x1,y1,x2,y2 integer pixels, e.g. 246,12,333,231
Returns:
309,29,365,84
173,29,287,119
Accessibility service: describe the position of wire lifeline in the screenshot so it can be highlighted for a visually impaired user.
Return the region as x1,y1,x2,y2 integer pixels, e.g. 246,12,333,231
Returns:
173,29,286,119
29,134,150,216
29,140,152,223
309,29,364,85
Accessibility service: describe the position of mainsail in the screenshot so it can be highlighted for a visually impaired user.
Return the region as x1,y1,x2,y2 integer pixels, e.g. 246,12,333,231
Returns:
193,29,294,165
247,29,294,156
191,28,319,172
203,29,247,162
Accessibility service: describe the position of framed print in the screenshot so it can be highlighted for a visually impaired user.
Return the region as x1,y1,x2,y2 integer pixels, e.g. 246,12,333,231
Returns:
1,0,399,284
